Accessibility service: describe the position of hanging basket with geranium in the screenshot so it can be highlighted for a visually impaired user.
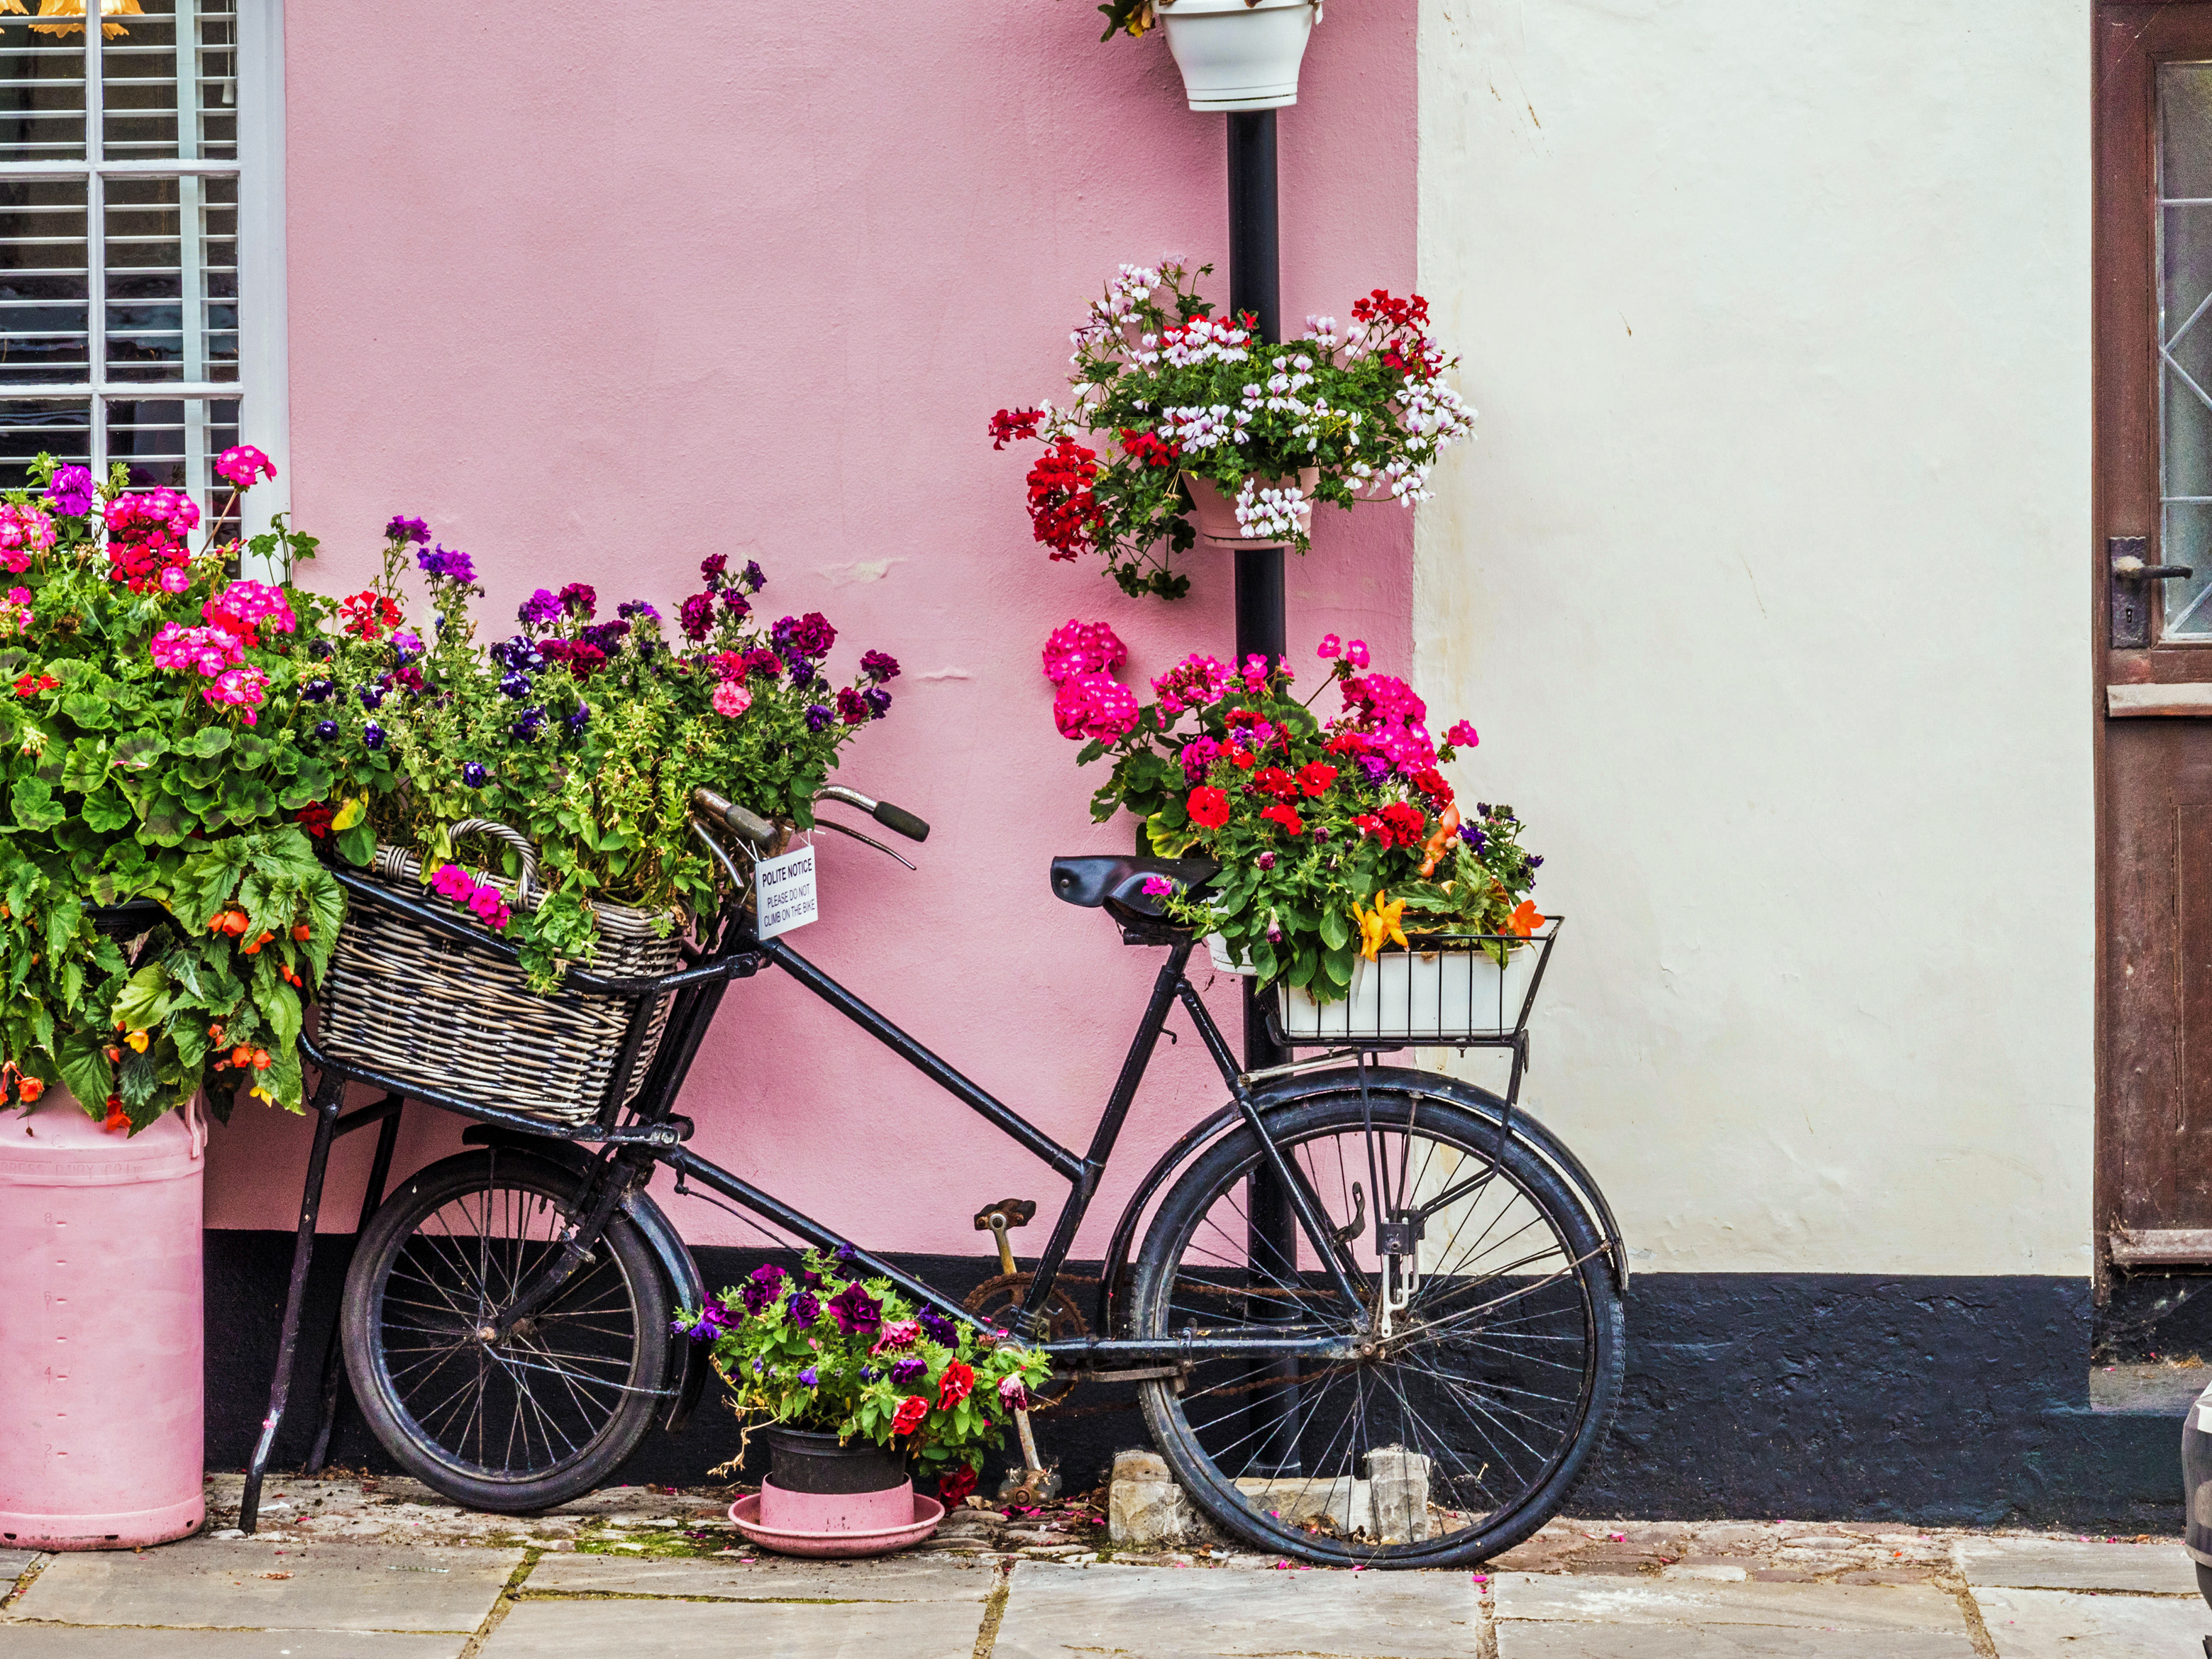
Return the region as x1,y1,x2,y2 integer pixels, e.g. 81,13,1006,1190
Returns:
675,1248,1051,1504
1043,619,1549,1030
990,259,1475,599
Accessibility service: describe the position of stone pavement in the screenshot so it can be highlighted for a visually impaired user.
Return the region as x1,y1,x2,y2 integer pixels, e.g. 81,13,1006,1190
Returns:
1,1478,2207,1656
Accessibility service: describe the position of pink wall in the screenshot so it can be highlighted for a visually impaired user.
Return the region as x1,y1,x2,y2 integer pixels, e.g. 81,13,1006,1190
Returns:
203,0,1417,1257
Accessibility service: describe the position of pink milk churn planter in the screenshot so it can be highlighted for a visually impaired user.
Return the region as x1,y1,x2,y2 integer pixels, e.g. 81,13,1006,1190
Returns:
0,1089,206,1549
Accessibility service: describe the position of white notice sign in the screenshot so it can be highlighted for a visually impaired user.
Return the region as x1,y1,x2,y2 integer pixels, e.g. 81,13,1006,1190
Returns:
755,842,818,940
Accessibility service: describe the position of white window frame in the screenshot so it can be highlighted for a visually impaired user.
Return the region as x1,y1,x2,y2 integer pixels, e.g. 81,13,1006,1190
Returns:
0,0,287,536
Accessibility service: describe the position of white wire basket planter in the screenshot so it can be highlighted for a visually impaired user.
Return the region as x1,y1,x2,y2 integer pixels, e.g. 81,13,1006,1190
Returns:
1268,919,1561,1048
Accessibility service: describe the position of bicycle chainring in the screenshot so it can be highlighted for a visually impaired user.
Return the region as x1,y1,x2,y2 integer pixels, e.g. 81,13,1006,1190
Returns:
962,1273,1090,1406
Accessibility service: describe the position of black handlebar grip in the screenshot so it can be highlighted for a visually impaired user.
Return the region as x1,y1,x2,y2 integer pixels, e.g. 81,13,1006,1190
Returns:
872,800,930,843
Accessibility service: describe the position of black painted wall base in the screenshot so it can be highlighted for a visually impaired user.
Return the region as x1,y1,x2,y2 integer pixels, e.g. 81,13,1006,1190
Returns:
201,1236,2176,1528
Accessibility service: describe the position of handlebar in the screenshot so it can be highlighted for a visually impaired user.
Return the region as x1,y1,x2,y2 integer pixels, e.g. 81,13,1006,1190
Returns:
691,787,779,846
817,784,930,843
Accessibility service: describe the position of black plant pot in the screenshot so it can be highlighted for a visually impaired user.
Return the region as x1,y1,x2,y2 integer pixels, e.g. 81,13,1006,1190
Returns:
763,1426,907,1495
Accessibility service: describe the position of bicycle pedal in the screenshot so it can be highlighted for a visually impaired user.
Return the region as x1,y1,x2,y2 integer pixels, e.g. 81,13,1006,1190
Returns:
973,1198,1038,1231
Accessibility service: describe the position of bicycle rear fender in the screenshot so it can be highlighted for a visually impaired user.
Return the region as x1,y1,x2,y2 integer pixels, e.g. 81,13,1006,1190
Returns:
1091,1065,1629,1338
458,1127,709,1433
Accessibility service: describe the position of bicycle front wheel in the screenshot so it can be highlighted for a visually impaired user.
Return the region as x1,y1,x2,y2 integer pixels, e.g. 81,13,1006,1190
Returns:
341,1149,673,1511
1129,1084,1624,1565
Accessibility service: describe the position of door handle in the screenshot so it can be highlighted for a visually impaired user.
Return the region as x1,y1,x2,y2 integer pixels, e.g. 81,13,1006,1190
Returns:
2111,536,2195,648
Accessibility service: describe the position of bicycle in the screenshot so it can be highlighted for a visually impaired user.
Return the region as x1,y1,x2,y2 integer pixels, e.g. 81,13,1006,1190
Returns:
238,785,1627,1568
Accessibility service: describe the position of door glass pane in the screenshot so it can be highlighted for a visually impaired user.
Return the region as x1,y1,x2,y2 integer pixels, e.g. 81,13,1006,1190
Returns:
101,0,237,162
2160,64,2212,637
0,13,83,164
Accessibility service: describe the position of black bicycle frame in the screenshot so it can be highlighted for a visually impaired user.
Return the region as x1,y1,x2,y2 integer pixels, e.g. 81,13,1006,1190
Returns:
658,929,1372,1367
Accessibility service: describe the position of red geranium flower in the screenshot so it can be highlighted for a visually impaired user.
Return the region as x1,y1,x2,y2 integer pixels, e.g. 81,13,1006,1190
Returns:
294,801,334,840
1250,765,1298,800
1412,767,1454,806
1260,802,1305,836
937,1360,975,1410
1379,802,1427,847
892,1395,930,1436
1188,787,1232,829
1297,762,1337,797
338,589,404,642
1227,748,1256,770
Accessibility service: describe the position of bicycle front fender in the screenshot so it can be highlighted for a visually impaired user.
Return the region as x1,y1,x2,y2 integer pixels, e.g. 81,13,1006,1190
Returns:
457,1126,709,1432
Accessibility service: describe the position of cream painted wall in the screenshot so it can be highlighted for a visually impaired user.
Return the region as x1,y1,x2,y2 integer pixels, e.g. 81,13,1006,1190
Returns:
1415,0,2094,1273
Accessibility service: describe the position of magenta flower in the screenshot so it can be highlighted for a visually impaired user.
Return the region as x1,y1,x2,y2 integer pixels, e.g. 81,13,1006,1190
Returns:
1444,721,1478,748
386,515,430,545
712,681,752,717
45,465,94,517
1053,672,1139,743
214,443,276,490
997,1375,1029,1411
678,593,716,640
827,1282,883,1338
1041,618,1127,685
518,589,562,628
1344,639,1369,669
873,1319,920,1353
1316,633,1342,659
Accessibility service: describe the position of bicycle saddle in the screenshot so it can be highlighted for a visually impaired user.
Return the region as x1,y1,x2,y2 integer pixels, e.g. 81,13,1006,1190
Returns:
1049,854,1220,918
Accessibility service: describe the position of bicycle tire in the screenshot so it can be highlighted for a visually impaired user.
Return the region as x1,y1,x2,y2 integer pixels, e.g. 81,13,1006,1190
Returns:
1129,1086,1624,1566
341,1148,673,1511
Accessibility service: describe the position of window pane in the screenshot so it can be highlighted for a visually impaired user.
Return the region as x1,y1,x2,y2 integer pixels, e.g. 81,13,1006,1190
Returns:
0,16,83,164
104,171,236,383
0,395,89,489
2159,65,2212,636
107,393,236,533
0,174,87,387
101,0,236,163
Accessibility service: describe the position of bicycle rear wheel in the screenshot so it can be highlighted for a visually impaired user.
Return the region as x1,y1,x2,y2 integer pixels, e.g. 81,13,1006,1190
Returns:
1128,1084,1623,1565
341,1149,673,1511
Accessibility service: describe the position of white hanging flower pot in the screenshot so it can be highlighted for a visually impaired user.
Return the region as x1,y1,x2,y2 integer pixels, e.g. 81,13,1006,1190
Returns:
1156,0,1318,113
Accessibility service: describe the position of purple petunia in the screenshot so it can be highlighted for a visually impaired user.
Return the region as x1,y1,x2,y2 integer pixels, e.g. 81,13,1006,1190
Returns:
787,1289,821,1328
860,650,900,684
558,582,597,620
827,1282,883,1338
804,704,832,733
771,612,836,662
917,1306,957,1347
463,762,487,789
386,514,430,545
862,687,891,718
418,544,475,584
699,553,728,587
616,599,660,623
518,588,563,628
740,1264,787,1316
890,1355,926,1385
46,465,94,517
799,1367,819,1387
743,560,766,592
678,592,717,641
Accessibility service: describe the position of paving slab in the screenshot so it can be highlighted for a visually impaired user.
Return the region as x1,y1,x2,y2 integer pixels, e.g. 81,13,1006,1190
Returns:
4,1538,520,1632
1,1548,37,1586
1496,1573,1979,1657
479,1595,985,1658
1972,1586,2212,1658
524,1553,997,1599
990,1560,1482,1658
1953,1536,2199,1594
0,1631,466,1658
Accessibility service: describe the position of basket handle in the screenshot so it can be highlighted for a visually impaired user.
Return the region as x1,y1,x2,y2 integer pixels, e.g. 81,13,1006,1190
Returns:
448,818,543,909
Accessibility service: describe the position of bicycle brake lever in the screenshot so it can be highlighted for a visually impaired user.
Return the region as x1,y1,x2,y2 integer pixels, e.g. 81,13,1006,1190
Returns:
811,816,918,871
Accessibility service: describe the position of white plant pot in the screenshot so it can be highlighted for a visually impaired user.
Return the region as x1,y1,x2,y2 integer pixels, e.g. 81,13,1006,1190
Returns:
1157,0,1317,113
1206,933,1259,975
1277,935,1548,1043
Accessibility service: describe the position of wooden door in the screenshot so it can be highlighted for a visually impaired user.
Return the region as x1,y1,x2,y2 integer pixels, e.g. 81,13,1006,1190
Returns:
2098,4,2212,1270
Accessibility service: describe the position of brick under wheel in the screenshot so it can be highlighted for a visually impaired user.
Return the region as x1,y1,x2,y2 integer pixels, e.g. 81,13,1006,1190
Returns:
1128,1088,1624,1567
340,1149,672,1511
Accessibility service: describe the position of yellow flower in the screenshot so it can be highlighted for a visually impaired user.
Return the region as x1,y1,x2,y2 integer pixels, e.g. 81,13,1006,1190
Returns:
124,1030,148,1053
1352,890,1408,960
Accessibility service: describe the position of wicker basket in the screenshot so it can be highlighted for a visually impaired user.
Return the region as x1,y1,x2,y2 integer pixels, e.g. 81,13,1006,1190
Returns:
315,821,687,1126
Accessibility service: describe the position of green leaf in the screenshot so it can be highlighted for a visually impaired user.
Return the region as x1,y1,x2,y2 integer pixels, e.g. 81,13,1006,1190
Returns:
56,1028,111,1110
80,787,132,833
1320,906,1350,951
60,738,109,795
59,692,114,731
9,777,64,832
190,726,233,758
112,962,172,1031
336,819,375,867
